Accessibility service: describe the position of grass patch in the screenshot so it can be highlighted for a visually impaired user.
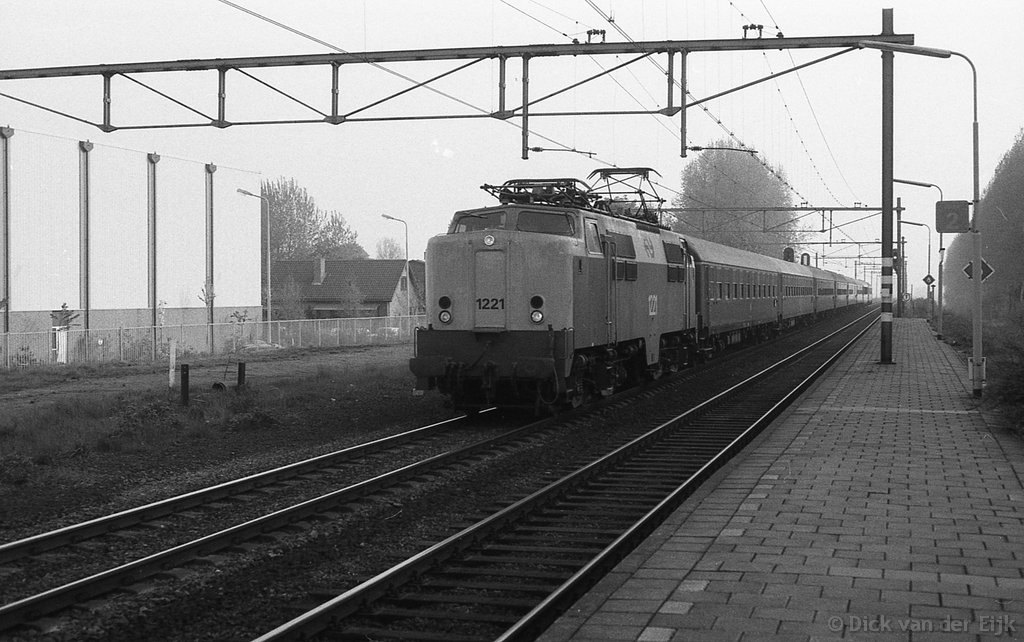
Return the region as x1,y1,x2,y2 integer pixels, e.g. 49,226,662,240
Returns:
0,344,368,395
0,356,411,470
938,309,1024,435
0,361,155,394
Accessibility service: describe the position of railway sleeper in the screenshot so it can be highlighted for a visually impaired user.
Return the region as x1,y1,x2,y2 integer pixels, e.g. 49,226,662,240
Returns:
342,625,485,641
575,487,673,497
440,566,573,581
533,509,640,520
513,525,625,535
482,544,604,555
588,478,681,488
461,553,588,567
502,530,615,541
391,592,539,608
420,578,558,593
552,498,659,510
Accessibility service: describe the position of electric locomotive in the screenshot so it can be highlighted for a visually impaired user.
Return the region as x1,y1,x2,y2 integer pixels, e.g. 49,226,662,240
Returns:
409,168,869,412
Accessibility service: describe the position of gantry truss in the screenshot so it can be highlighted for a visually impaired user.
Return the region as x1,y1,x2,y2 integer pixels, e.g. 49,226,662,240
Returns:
0,33,912,158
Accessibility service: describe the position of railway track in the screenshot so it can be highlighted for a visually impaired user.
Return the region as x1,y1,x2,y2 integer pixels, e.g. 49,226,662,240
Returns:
255,310,878,641
0,411,555,631
0,415,480,566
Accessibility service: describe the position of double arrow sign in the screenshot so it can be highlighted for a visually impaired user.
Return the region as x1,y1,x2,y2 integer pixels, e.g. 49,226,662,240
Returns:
963,259,995,282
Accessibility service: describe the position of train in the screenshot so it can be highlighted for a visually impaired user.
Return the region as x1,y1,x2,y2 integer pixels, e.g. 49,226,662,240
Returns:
409,168,871,412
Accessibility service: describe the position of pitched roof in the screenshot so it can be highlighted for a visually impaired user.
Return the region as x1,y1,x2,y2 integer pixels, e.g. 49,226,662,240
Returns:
273,259,421,303
407,259,425,300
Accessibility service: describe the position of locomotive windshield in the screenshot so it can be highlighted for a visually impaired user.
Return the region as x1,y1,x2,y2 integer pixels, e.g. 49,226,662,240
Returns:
451,211,506,233
515,210,576,236
450,209,577,237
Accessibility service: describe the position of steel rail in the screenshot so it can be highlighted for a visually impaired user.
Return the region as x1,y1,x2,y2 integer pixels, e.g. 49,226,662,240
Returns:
0,414,476,565
253,310,878,641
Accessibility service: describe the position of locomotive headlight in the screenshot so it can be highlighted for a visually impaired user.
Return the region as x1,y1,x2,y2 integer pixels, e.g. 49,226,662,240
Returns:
529,295,545,324
439,310,453,324
483,234,495,246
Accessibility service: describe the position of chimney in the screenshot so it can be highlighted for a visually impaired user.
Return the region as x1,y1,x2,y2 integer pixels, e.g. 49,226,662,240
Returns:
313,257,326,285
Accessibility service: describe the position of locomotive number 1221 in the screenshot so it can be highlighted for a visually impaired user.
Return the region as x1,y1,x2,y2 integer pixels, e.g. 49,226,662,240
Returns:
476,298,505,310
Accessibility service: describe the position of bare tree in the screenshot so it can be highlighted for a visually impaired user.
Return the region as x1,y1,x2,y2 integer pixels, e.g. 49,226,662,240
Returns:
274,278,309,321
670,139,804,256
376,237,405,259
262,177,368,263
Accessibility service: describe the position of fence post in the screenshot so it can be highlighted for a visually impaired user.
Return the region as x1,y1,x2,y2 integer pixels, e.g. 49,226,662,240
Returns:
168,337,177,389
237,362,245,388
180,363,189,405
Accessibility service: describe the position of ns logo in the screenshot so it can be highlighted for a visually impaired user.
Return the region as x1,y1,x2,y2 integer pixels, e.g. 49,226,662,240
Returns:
641,236,656,258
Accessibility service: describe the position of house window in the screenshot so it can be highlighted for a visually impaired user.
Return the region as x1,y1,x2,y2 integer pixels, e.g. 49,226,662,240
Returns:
400,275,407,292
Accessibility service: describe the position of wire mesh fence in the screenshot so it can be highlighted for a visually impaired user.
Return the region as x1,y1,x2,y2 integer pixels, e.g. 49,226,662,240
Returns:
1,316,425,369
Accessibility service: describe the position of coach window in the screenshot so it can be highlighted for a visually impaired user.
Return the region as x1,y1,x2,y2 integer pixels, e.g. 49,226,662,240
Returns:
517,210,577,237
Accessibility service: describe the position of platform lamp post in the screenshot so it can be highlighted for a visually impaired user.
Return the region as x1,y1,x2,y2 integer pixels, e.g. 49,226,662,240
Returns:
381,214,411,320
901,220,933,318
858,40,984,397
893,179,945,338
237,188,272,339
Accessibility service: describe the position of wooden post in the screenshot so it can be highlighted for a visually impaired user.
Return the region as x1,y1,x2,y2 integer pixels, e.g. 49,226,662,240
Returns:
180,363,189,405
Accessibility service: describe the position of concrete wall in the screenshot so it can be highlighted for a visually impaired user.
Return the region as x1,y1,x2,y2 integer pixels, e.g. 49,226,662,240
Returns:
1,128,262,335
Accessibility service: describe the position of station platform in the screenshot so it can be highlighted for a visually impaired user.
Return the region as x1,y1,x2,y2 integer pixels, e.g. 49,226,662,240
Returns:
540,318,1024,641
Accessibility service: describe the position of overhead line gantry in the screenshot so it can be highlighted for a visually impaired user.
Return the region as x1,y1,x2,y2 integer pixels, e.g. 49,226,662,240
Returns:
0,33,912,158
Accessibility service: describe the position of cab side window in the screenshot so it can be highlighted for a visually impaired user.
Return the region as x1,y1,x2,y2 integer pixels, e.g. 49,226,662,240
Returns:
585,220,603,254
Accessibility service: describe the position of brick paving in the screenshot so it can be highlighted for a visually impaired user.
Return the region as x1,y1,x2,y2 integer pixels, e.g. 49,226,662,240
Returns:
540,318,1024,641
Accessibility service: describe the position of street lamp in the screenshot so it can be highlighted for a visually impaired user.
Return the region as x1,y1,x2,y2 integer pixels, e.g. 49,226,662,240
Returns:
894,178,945,338
858,40,984,397
381,214,411,318
237,188,272,333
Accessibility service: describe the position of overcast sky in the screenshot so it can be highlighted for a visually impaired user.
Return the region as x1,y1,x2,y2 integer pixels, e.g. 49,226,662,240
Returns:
2,1,1022,291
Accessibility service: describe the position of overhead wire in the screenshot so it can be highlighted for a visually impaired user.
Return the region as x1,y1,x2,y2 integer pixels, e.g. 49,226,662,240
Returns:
759,0,860,205
584,0,808,205
214,0,598,160
723,0,864,249
726,0,858,208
